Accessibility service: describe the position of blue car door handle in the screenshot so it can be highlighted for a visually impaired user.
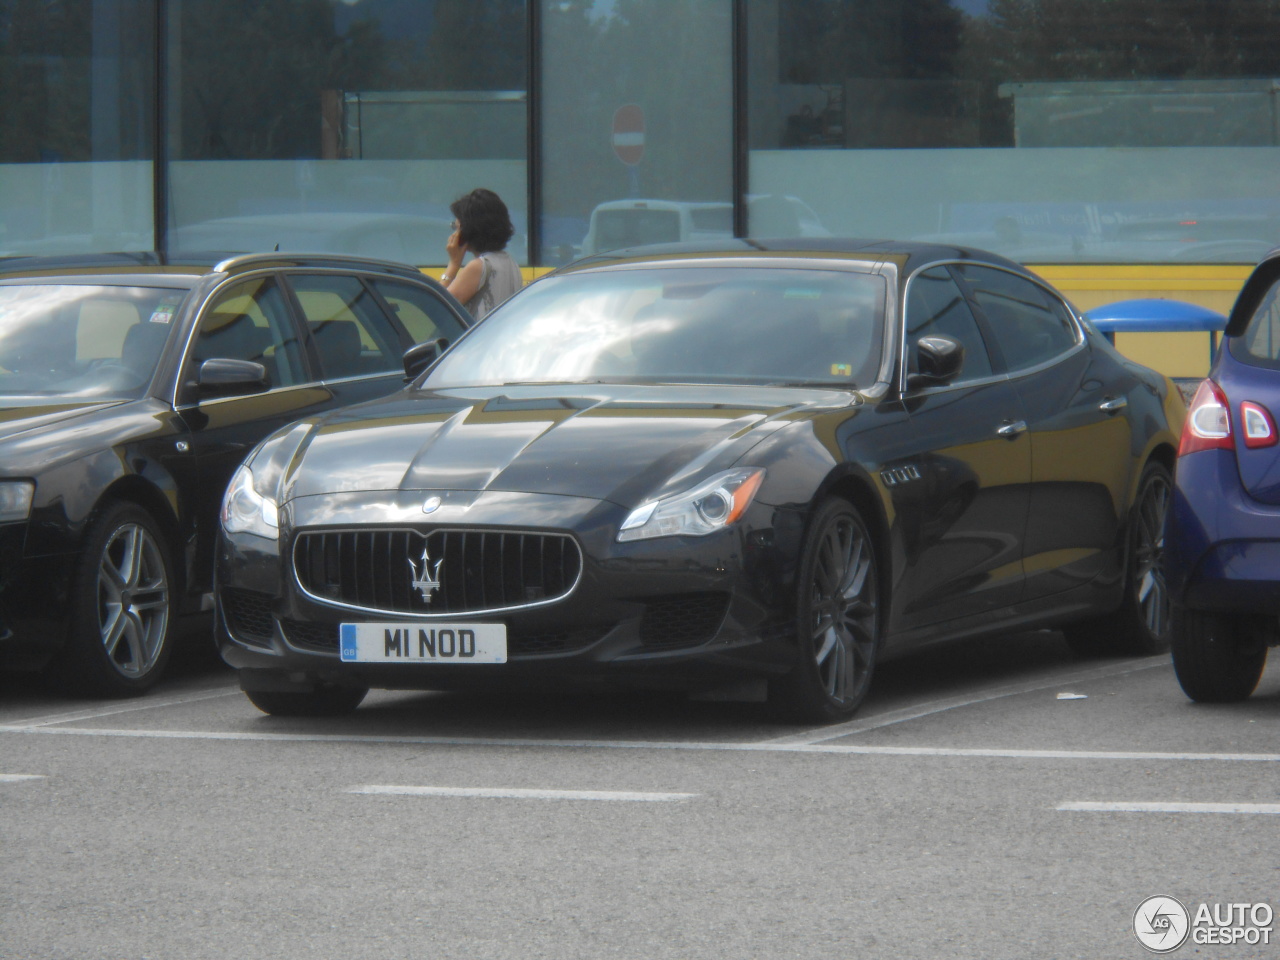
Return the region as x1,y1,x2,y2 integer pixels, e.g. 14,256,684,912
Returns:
1099,396,1128,412
996,420,1028,438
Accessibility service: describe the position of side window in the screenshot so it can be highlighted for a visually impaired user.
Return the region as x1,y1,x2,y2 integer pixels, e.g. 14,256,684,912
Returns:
1239,278,1280,366
954,264,1078,372
904,266,993,383
370,278,467,346
290,274,404,380
193,277,303,387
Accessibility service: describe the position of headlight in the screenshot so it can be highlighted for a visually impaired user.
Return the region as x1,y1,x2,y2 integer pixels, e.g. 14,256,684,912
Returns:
618,468,765,542
0,481,34,523
220,465,279,539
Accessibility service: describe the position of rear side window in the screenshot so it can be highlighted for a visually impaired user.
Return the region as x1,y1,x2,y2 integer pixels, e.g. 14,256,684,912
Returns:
290,274,404,380
1235,277,1280,368
905,266,993,383
954,264,1078,372
371,278,467,347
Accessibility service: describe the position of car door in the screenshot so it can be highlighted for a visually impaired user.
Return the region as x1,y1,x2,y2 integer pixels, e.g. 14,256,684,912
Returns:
285,272,419,409
953,263,1135,602
170,272,337,598
892,265,1031,629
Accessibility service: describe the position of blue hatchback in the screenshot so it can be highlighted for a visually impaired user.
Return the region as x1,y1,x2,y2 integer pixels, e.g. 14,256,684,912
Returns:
1166,250,1280,701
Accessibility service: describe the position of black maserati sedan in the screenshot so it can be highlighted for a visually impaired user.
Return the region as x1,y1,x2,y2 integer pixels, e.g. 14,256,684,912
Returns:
0,253,468,696
215,239,1184,722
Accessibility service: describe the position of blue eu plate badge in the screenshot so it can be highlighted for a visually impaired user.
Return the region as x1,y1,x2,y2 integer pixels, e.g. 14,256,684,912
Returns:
340,624,359,661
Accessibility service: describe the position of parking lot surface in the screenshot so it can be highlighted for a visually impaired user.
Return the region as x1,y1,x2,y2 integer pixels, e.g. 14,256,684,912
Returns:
2,630,1277,959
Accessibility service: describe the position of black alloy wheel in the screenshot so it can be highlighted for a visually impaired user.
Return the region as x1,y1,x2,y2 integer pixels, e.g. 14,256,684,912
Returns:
771,498,881,723
1064,460,1172,657
56,502,176,697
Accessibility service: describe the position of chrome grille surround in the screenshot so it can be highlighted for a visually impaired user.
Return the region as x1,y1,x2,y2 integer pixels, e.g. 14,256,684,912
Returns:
292,527,584,618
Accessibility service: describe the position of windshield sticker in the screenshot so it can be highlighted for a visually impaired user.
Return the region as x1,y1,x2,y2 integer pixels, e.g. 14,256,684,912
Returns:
831,363,852,376
783,289,822,300
148,303,176,324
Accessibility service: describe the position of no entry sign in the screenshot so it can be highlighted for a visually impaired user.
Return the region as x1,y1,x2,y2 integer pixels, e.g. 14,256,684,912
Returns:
612,104,645,166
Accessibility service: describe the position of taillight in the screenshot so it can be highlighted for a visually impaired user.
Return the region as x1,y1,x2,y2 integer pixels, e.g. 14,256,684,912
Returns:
1179,379,1233,456
1241,401,1278,449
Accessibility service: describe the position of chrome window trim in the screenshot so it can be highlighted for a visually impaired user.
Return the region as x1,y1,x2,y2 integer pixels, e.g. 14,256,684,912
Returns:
290,525,585,619
898,259,1085,395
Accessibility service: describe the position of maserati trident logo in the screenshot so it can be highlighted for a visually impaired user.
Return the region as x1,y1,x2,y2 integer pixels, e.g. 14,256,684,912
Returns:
409,544,444,604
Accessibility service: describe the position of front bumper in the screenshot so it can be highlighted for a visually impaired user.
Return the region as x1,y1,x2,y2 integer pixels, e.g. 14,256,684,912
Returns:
0,522,74,669
216,488,799,693
1166,448,1280,615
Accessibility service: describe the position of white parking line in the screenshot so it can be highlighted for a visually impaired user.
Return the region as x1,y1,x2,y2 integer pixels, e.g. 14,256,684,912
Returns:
0,774,45,783
764,656,1169,745
10,688,241,728
3,724,1279,764
1059,801,1280,814
350,785,696,801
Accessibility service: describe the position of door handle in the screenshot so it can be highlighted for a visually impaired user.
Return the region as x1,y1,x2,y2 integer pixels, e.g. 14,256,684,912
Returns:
1099,396,1128,413
996,420,1028,438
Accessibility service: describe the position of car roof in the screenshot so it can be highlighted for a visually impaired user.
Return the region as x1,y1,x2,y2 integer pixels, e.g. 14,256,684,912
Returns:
559,237,1030,276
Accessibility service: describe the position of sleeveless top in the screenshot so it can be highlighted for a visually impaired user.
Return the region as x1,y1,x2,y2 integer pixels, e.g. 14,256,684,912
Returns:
464,250,523,321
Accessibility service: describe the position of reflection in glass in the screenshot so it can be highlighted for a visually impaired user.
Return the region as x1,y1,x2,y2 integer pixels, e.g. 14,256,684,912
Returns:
168,0,528,264
427,266,886,388
748,0,1280,264
0,284,181,397
0,1,154,255
540,0,733,265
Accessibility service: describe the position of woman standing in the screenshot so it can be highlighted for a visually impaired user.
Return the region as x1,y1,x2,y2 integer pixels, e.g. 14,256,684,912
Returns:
440,188,523,320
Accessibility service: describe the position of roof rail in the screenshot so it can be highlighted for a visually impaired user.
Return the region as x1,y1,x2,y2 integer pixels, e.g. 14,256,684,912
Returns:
211,252,430,281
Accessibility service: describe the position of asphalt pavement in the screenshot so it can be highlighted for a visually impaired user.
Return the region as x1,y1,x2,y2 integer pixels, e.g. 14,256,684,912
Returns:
2,628,1277,960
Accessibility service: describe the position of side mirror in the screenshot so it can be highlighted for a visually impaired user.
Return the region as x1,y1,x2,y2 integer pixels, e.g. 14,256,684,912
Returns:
907,335,964,390
403,337,448,381
196,358,269,397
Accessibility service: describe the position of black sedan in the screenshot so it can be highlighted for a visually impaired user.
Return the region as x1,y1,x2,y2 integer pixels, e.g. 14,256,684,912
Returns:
0,253,469,695
216,240,1184,722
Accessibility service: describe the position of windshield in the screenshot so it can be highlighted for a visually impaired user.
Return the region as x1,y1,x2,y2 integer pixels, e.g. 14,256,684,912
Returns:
426,265,887,388
0,283,186,398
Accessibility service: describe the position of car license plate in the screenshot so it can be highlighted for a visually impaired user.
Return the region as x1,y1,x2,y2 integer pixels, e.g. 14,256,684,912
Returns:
339,622,507,664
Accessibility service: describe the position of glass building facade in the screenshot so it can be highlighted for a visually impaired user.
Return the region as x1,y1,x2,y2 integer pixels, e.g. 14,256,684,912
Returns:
4,0,1280,274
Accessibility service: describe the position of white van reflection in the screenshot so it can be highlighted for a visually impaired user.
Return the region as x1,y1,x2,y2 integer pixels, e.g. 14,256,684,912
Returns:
579,195,829,257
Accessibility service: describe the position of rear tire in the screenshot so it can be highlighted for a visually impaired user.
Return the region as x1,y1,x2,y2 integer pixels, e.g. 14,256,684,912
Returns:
769,499,881,724
1171,608,1269,703
1064,460,1172,657
244,685,368,717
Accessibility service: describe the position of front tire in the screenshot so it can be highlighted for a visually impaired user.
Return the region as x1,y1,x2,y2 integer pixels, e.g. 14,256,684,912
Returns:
1171,608,1269,703
770,499,881,724
244,685,369,717
1064,460,1172,657
55,502,176,697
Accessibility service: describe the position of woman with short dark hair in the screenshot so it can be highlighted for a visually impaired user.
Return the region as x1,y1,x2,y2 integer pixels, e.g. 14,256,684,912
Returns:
441,188,522,320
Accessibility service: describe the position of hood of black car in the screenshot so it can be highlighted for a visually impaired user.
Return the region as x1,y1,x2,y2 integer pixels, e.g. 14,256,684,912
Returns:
0,397,127,443
284,383,853,507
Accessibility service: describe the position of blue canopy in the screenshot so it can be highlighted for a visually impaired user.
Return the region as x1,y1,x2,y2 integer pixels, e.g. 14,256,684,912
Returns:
1084,298,1227,333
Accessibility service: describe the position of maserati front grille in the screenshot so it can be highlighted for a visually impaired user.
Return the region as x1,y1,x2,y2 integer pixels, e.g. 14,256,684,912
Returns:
293,528,582,617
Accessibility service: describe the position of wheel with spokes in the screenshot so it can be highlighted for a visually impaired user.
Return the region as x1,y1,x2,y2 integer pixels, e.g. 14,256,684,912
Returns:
1064,460,1172,657
771,498,881,723
55,502,176,697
